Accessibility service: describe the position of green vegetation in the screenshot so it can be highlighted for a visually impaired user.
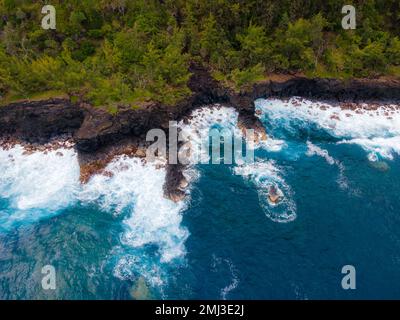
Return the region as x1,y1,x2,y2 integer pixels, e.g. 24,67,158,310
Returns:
0,0,399,109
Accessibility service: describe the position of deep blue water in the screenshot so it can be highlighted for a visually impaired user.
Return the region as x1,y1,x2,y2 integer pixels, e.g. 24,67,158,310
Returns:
1,98,400,299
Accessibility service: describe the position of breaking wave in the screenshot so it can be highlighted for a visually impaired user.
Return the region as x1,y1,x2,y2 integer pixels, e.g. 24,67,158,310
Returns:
0,145,80,230
0,145,188,289
256,97,400,161
234,159,297,223
177,105,240,164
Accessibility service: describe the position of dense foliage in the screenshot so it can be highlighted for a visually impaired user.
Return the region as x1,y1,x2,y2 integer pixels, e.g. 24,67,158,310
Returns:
0,0,399,109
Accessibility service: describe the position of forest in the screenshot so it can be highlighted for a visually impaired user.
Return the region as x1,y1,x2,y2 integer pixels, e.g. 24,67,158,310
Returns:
0,0,399,110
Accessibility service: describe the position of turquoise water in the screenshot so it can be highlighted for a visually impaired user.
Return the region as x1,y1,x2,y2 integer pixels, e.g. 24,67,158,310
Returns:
1,98,400,299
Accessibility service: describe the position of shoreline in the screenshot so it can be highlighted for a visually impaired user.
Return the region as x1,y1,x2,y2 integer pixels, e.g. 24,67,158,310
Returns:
1,66,400,201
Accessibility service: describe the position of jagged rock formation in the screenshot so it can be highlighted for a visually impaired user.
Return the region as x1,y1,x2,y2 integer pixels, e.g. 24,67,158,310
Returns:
1,65,399,201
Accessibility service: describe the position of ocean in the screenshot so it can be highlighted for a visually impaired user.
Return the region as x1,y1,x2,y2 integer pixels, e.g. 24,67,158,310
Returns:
1,97,400,299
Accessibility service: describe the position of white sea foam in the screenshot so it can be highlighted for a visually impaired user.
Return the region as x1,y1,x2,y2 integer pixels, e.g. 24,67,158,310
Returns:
0,145,80,228
220,259,239,300
234,159,297,223
177,105,240,164
0,143,189,289
258,137,286,152
177,104,281,165
79,157,189,284
0,105,260,290
339,136,400,161
0,145,188,263
256,97,400,160
109,106,248,285
78,155,189,291
211,255,240,300
306,141,336,165
179,106,296,222
111,106,257,286
113,254,165,288
305,141,356,193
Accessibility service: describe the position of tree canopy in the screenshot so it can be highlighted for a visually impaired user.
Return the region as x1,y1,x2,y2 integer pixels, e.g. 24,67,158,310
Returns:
0,0,399,109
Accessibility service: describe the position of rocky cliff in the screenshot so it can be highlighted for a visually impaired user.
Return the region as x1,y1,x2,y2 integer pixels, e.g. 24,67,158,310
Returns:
1,65,399,201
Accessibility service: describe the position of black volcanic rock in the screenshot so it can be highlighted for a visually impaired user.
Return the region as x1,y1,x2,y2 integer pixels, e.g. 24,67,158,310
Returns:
251,77,400,102
74,63,230,153
0,98,84,143
164,164,187,203
1,67,400,201
2,73,399,150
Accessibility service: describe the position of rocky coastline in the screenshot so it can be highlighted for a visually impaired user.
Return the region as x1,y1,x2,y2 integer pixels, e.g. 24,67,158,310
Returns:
1,64,399,201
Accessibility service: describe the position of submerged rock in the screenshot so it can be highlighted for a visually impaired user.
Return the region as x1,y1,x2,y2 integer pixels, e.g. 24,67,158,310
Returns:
130,277,152,300
369,160,390,172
